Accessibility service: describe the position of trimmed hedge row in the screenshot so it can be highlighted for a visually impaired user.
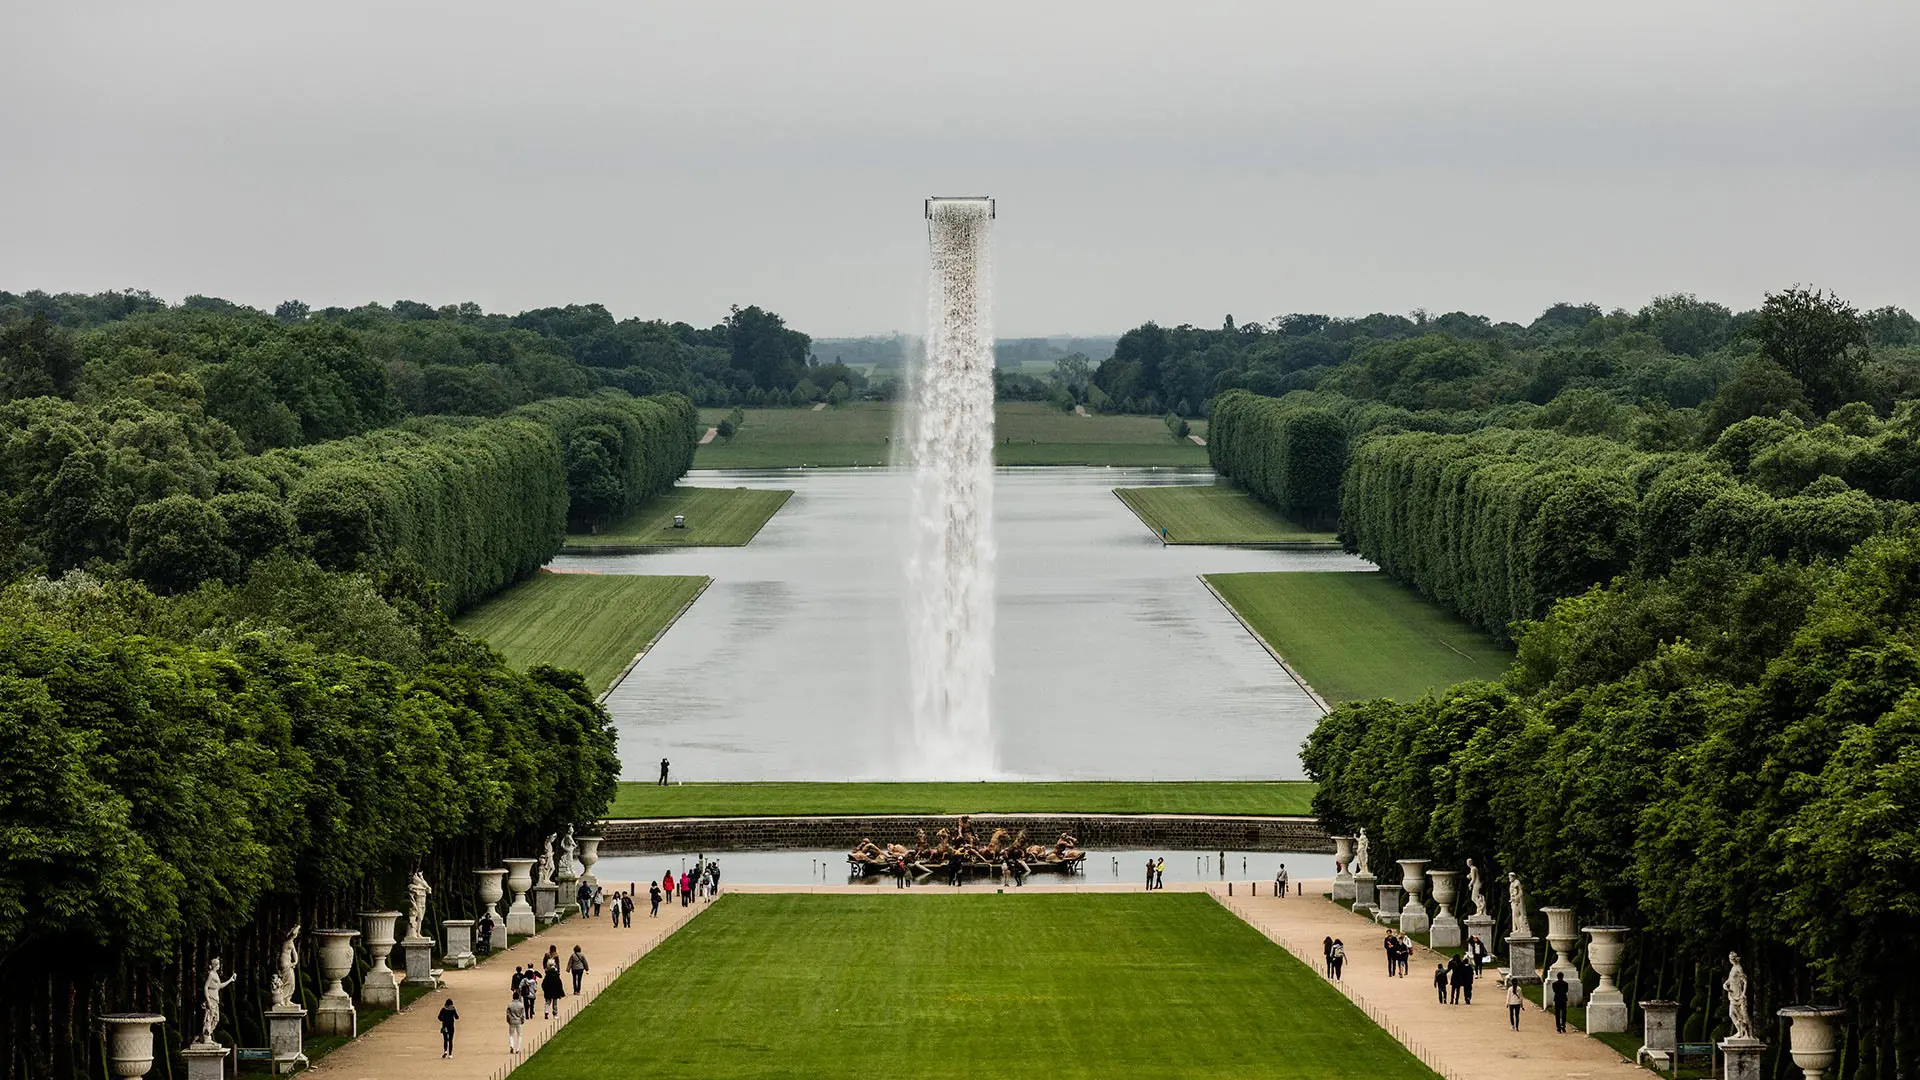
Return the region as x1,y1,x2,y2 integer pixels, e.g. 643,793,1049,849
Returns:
514,391,698,531
1207,390,1348,528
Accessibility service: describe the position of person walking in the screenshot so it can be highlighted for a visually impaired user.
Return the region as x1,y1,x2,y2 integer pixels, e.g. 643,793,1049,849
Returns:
1146,859,1155,891
622,890,634,927
1433,963,1448,1003
662,870,675,906
567,946,589,996
1506,978,1524,1030
679,870,692,906
1384,934,1399,976
436,999,459,1058
1330,939,1346,981
476,911,495,955
1323,936,1335,977
1551,972,1570,1032
1398,933,1414,976
505,992,526,1054
542,944,560,974
576,881,592,915
1452,956,1472,1004
659,757,670,785
540,962,565,1020
1275,864,1289,896
1155,857,1165,889
519,967,538,1019
649,881,662,917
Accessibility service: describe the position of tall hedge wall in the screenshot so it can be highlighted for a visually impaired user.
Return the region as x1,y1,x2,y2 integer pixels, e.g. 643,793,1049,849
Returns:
1207,390,1349,529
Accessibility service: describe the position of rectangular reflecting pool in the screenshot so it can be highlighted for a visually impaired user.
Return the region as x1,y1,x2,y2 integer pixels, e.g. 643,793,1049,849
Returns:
593,848,1333,888
551,468,1372,781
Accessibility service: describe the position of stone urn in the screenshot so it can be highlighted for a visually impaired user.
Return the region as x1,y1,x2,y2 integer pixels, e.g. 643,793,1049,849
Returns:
475,867,508,947
311,928,361,1036
1427,869,1462,948
100,1013,166,1078
1582,925,1631,1033
1396,859,1431,935
1779,1006,1848,1080
1331,836,1356,901
358,910,401,1009
1541,907,1585,1005
577,836,603,887
504,857,537,937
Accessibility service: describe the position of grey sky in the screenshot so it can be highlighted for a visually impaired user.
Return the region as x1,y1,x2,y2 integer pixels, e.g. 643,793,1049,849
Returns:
4,0,1917,336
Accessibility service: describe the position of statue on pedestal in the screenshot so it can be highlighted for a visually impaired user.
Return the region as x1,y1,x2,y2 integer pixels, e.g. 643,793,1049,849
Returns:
197,958,237,1045
1725,952,1754,1041
559,826,577,877
406,871,432,940
269,925,301,1008
536,834,556,888
1467,858,1487,917
1507,872,1528,932
1353,829,1370,877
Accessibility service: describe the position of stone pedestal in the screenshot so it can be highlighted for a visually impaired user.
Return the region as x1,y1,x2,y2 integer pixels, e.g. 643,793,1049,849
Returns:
267,1004,308,1075
183,1043,230,1080
1428,870,1462,948
1720,1038,1767,1080
1374,885,1403,925
556,862,579,915
100,1013,166,1079
1464,914,1497,957
1506,934,1542,984
531,884,559,926
504,858,537,938
1397,858,1431,936
1353,871,1377,915
358,910,401,1010
577,836,602,888
1582,925,1630,1033
1638,1000,1681,1066
1331,836,1356,901
475,867,508,950
402,936,436,986
442,919,475,969
311,929,360,1037
1780,1006,1847,1080
1542,907,1585,1005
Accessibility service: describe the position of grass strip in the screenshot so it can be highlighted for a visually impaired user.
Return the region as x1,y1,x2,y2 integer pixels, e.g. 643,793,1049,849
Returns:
606,780,1315,819
1114,485,1339,545
562,486,793,550
455,572,709,693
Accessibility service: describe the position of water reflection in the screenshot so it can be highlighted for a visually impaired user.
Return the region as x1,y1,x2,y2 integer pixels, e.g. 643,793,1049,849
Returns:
551,468,1372,781
593,849,1330,888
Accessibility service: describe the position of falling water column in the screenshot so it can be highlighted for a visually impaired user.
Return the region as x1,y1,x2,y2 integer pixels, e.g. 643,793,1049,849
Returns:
905,197,997,777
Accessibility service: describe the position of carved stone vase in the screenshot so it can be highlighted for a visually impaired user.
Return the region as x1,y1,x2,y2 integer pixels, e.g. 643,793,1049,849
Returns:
504,858,537,937
1396,858,1431,936
1428,869,1462,947
101,1013,166,1078
311,929,360,1037
1331,836,1356,901
358,911,401,1010
1780,1006,1848,1080
577,836,603,888
1582,925,1630,1033
1541,906,1585,1005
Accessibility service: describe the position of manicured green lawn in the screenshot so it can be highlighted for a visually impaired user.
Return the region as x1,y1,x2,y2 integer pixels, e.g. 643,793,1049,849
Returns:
515,894,1439,1080
454,572,708,693
1114,484,1339,545
691,403,1208,468
606,780,1316,818
561,486,793,551
1205,572,1511,703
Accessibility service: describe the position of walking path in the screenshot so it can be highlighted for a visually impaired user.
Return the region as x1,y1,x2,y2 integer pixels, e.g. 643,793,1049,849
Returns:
313,879,1641,1080
1209,881,1642,1080
310,884,709,1078
697,425,718,444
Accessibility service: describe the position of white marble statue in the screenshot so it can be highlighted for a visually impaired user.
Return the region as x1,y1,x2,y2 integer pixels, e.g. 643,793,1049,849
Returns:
536,834,556,888
269,925,300,1008
1353,828,1370,878
1507,872,1528,933
1725,952,1754,1041
406,870,432,940
559,825,577,877
197,957,237,1044
1467,858,1488,917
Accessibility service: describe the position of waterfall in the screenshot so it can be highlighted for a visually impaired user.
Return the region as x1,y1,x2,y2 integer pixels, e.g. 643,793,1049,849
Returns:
903,197,997,778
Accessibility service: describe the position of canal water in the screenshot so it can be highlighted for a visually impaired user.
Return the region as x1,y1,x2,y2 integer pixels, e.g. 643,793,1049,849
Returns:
550,468,1372,782
593,848,1333,888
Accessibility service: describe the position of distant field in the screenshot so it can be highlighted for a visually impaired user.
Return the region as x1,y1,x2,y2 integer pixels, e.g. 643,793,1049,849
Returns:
692,403,1208,468
562,487,792,551
1205,572,1511,704
513,894,1440,1080
1115,485,1338,545
606,781,1316,819
455,572,708,693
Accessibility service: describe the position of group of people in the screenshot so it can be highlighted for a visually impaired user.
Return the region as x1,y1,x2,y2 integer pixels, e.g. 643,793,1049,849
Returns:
1382,931,1416,976
502,944,592,1052
1143,857,1167,889
1432,954,1477,1004
662,858,721,905
1322,936,1348,980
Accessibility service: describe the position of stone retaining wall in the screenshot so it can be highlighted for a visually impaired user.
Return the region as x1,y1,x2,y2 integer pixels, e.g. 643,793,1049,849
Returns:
599,814,1330,854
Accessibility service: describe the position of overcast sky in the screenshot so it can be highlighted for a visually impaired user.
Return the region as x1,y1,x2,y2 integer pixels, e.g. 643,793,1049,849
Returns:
4,1,1917,336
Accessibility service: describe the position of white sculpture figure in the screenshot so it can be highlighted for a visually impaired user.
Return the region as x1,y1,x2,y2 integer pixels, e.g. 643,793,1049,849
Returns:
1467,858,1488,917
406,871,432,940
559,826,577,877
270,925,301,1008
198,957,238,1044
1725,952,1754,1041
1353,828,1370,878
536,834,556,888
1507,872,1528,933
